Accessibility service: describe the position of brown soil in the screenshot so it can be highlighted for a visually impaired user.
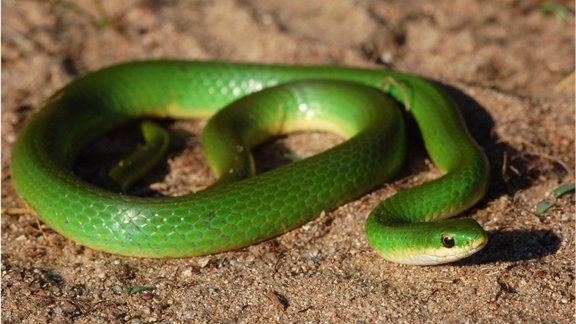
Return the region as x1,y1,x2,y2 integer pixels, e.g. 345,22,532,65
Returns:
2,0,574,322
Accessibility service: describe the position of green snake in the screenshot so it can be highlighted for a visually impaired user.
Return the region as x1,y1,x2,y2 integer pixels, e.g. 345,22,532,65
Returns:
11,61,490,265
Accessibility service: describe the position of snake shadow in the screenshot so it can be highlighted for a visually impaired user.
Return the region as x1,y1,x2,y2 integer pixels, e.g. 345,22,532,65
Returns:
433,81,534,201
74,119,182,197
457,229,561,265
74,119,300,196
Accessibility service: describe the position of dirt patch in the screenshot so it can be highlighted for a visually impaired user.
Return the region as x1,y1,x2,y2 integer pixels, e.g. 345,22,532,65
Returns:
2,0,574,322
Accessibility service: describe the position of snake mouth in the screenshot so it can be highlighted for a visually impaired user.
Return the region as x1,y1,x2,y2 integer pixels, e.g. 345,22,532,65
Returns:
378,236,489,266
452,238,488,261
410,234,489,265
435,234,489,264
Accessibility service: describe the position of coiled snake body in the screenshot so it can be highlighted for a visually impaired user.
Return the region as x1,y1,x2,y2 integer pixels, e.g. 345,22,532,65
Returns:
11,61,489,265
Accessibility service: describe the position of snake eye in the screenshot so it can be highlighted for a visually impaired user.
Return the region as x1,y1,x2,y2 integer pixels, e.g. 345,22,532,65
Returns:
441,234,455,248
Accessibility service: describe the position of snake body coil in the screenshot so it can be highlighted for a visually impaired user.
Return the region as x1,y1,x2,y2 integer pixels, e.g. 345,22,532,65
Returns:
11,61,489,265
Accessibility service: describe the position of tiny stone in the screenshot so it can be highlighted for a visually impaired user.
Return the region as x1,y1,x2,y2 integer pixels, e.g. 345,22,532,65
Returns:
61,301,76,314
111,285,123,294
197,257,211,268
141,292,154,300
49,286,62,296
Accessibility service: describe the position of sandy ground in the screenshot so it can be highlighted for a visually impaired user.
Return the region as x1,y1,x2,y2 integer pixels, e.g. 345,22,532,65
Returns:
1,0,575,322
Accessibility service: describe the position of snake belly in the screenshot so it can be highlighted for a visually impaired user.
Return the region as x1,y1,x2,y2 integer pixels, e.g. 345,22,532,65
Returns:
10,61,489,265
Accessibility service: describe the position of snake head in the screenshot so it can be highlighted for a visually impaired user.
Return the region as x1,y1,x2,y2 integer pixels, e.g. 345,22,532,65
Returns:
416,218,488,265
368,217,488,265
